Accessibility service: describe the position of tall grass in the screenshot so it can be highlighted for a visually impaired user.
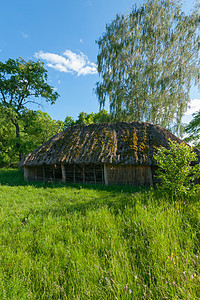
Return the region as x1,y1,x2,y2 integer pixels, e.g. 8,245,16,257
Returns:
0,169,199,299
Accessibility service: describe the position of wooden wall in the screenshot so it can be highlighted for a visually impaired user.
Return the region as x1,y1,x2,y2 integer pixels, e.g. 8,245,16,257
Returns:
24,165,62,182
62,164,104,184
24,164,104,184
106,164,153,186
24,163,153,186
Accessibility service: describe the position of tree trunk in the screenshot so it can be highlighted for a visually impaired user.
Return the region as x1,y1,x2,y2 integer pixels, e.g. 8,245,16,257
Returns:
14,121,22,162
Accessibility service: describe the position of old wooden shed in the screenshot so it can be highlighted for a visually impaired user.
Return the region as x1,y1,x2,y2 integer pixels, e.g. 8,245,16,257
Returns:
19,122,200,186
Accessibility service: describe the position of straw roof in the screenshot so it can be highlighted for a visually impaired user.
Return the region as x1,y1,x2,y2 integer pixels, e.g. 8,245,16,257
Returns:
19,122,200,167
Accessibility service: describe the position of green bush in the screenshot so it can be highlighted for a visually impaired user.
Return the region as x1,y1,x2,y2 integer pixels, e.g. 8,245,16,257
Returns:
154,139,200,198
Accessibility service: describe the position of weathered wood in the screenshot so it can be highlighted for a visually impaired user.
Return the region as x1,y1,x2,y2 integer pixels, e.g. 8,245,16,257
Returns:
101,165,104,184
61,164,66,183
83,165,85,184
53,165,55,180
73,164,76,183
24,167,28,181
43,166,45,181
106,164,153,186
148,166,153,187
94,166,96,184
104,164,108,185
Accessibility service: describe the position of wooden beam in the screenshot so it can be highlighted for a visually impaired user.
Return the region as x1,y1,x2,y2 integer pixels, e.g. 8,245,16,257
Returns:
53,165,55,181
82,165,85,184
148,166,153,187
104,164,108,185
73,164,76,183
43,166,45,181
61,164,66,183
94,165,96,184
24,166,28,181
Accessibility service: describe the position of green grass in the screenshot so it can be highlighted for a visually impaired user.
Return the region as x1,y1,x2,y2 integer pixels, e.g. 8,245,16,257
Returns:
0,168,199,299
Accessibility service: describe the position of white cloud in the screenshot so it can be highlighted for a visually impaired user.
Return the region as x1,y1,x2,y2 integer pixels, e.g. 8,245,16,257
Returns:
185,99,200,116
35,50,97,76
22,32,29,39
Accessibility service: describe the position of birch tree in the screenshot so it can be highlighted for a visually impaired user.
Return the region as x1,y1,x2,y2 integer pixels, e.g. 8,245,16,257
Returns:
96,0,200,132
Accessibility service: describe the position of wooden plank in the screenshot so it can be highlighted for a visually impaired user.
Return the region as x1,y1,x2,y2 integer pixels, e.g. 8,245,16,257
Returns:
61,164,66,183
24,166,29,181
43,166,45,181
94,166,96,184
148,166,153,187
83,165,85,184
35,167,37,181
53,165,55,180
73,164,76,183
104,164,108,185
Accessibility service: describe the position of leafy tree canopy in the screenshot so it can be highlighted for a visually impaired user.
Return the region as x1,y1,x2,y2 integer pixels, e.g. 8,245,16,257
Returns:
64,109,110,128
0,108,64,166
184,110,200,148
0,58,59,161
96,0,200,133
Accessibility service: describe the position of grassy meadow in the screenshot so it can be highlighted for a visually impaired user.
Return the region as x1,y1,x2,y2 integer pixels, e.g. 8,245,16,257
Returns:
0,168,199,299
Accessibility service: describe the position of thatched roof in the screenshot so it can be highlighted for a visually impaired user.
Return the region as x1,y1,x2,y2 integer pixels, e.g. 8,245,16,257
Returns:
19,122,200,167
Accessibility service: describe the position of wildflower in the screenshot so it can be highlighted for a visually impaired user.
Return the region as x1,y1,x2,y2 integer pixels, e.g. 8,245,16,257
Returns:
183,271,186,275
135,275,137,280
129,289,132,294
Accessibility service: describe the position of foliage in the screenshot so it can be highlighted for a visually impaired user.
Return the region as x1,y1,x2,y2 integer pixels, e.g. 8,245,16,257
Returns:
184,110,200,149
96,0,200,132
20,110,64,156
64,115,76,129
0,57,59,161
154,139,200,198
0,108,16,165
64,109,111,128
0,108,64,166
0,169,199,299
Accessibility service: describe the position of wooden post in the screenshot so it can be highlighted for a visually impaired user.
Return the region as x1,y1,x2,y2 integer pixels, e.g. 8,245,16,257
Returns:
24,166,28,181
104,164,108,185
73,164,76,183
35,167,37,181
148,166,153,187
61,164,66,183
82,165,85,184
53,165,55,181
94,166,96,184
43,166,45,181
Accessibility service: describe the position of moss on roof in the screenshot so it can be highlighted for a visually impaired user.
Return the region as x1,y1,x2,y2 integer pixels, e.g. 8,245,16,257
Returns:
19,121,200,167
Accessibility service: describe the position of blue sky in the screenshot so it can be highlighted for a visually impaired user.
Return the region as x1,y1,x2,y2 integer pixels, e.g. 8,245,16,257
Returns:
0,0,199,123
